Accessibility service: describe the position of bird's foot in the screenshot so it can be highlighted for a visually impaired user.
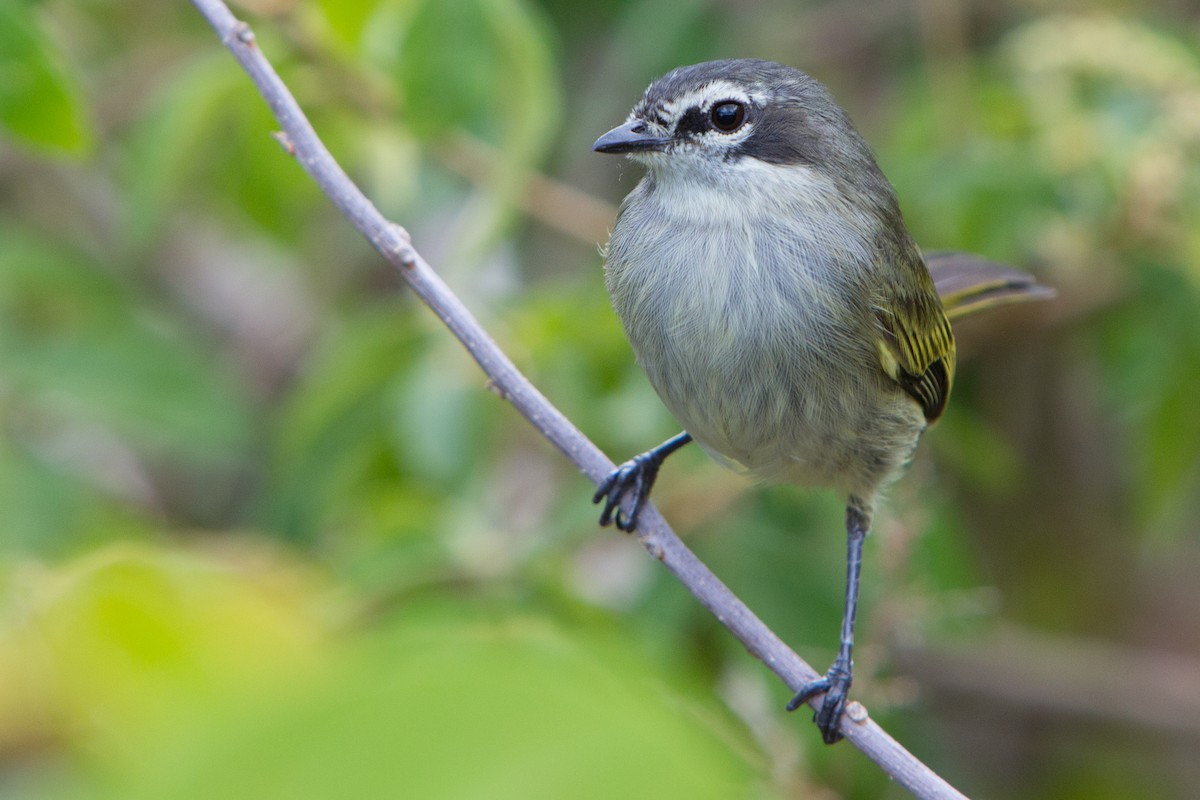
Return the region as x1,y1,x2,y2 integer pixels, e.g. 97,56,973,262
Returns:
592,450,664,532
786,660,852,744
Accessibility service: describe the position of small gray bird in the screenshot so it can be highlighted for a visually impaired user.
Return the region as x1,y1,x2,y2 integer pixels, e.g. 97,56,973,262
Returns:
591,58,1049,744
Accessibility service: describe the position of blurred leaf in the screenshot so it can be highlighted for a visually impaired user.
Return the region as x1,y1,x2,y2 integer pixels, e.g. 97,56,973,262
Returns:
1004,15,1200,179
388,0,560,257
0,544,327,776
929,404,1022,495
910,498,991,599
883,78,1059,259
123,48,322,244
1002,15,1200,274
1099,264,1200,535
266,309,412,536
111,610,766,800
390,339,494,482
122,53,240,244
265,292,513,544
0,437,156,555
0,1,91,154
313,0,390,50
1,546,769,800
0,226,255,460
392,0,557,144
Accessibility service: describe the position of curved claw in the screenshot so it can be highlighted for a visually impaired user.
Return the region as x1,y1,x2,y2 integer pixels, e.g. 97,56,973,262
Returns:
592,452,663,532
786,662,852,745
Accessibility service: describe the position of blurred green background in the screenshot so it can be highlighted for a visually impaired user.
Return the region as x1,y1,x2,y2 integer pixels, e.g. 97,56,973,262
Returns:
1,0,1199,797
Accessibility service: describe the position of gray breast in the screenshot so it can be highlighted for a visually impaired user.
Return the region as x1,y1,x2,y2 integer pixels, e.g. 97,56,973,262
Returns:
604,170,919,495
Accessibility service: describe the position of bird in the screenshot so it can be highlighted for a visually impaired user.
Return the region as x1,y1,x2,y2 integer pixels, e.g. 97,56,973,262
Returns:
590,58,1051,744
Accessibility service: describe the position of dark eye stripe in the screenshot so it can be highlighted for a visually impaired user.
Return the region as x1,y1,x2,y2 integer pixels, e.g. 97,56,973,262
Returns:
674,106,709,136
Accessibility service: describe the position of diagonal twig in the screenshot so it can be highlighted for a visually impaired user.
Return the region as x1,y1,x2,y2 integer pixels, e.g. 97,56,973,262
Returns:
187,2,970,797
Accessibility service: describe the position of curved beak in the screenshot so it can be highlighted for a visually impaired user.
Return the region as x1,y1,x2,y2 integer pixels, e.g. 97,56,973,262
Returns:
593,120,671,154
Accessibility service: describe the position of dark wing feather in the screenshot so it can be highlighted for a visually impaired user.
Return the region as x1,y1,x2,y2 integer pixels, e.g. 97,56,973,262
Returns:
874,272,957,424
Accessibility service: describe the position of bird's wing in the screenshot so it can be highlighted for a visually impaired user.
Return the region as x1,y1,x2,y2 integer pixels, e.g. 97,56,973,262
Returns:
873,279,956,424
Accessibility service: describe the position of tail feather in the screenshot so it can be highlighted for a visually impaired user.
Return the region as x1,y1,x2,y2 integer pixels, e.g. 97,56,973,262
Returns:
926,251,1056,321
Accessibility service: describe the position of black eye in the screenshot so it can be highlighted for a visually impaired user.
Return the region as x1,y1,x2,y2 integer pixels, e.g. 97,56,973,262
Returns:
709,101,746,132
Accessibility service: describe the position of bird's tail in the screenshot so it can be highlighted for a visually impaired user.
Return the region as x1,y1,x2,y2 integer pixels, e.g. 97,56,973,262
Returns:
926,251,1056,321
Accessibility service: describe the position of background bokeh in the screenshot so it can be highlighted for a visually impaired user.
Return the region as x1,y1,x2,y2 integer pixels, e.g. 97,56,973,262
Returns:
2,0,1199,797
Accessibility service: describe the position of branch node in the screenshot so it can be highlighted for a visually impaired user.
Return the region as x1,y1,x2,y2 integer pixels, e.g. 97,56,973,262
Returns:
388,222,412,244
644,537,666,561
846,700,870,725
232,20,255,47
271,131,297,156
386,223,417,268
485,378,508,399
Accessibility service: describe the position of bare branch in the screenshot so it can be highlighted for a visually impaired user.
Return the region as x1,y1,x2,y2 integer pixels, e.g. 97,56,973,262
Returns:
187,2,970,797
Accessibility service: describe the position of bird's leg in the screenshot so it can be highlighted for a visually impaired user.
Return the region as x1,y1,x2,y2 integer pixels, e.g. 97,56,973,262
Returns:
593,432,693,532
787,501,869,744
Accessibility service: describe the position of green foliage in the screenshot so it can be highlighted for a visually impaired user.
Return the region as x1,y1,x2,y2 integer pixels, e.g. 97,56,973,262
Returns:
1,545,766,800
122,49,326,243
0,1,91,154
320,0,561,260
0,227,254,459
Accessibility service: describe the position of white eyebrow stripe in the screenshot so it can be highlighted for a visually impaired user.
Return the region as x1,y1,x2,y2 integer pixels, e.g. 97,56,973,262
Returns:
681,80,753,112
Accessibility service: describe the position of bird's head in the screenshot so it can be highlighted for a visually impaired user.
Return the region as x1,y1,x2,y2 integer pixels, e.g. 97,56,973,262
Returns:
594,59,874,181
